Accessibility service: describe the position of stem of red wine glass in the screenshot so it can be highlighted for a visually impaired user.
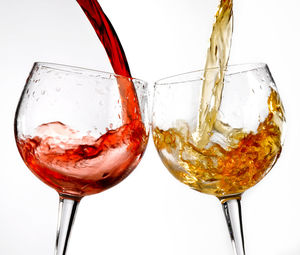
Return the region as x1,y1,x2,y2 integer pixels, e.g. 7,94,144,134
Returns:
220,196,246,255
55,197,80,255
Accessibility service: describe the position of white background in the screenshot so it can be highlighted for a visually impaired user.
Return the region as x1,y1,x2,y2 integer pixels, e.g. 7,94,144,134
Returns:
1,0,300,254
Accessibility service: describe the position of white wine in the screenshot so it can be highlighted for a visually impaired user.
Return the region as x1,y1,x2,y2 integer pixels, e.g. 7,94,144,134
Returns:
194,0,233,148
153,89,284,197
153,0,284,198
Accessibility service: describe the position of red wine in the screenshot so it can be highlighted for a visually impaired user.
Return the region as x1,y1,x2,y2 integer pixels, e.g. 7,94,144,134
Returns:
17,121,148,200
77,0,131,77
76,0,130,77
16,0,147,200
76,0,141,123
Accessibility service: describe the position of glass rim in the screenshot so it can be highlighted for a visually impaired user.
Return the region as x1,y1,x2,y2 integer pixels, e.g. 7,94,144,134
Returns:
155,63,268,86
33,61,147,85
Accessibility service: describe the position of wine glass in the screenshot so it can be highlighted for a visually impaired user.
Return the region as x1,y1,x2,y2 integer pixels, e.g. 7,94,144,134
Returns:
152,63,285,255
14,62,149,255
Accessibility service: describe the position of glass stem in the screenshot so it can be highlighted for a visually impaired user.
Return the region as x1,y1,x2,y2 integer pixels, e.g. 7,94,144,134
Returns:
55,197,80,255
221,197,246,255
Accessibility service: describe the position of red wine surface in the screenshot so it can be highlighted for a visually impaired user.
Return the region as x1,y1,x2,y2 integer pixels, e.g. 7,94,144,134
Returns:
17,121,148,199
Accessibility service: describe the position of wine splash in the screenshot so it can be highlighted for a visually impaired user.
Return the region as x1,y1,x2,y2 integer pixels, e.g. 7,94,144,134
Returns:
153,89,284,197
76,0,141,123
17,121,148,199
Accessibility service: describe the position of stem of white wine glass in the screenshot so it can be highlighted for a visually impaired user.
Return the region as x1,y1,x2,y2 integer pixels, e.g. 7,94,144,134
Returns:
220,196,245,255
55,196,80,255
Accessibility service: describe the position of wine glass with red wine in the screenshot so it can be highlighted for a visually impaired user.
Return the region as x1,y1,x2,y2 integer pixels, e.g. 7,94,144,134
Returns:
14,62,149,255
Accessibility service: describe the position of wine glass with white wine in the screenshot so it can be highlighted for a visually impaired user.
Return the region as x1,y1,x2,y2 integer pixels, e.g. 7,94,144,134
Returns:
152,63,285,255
